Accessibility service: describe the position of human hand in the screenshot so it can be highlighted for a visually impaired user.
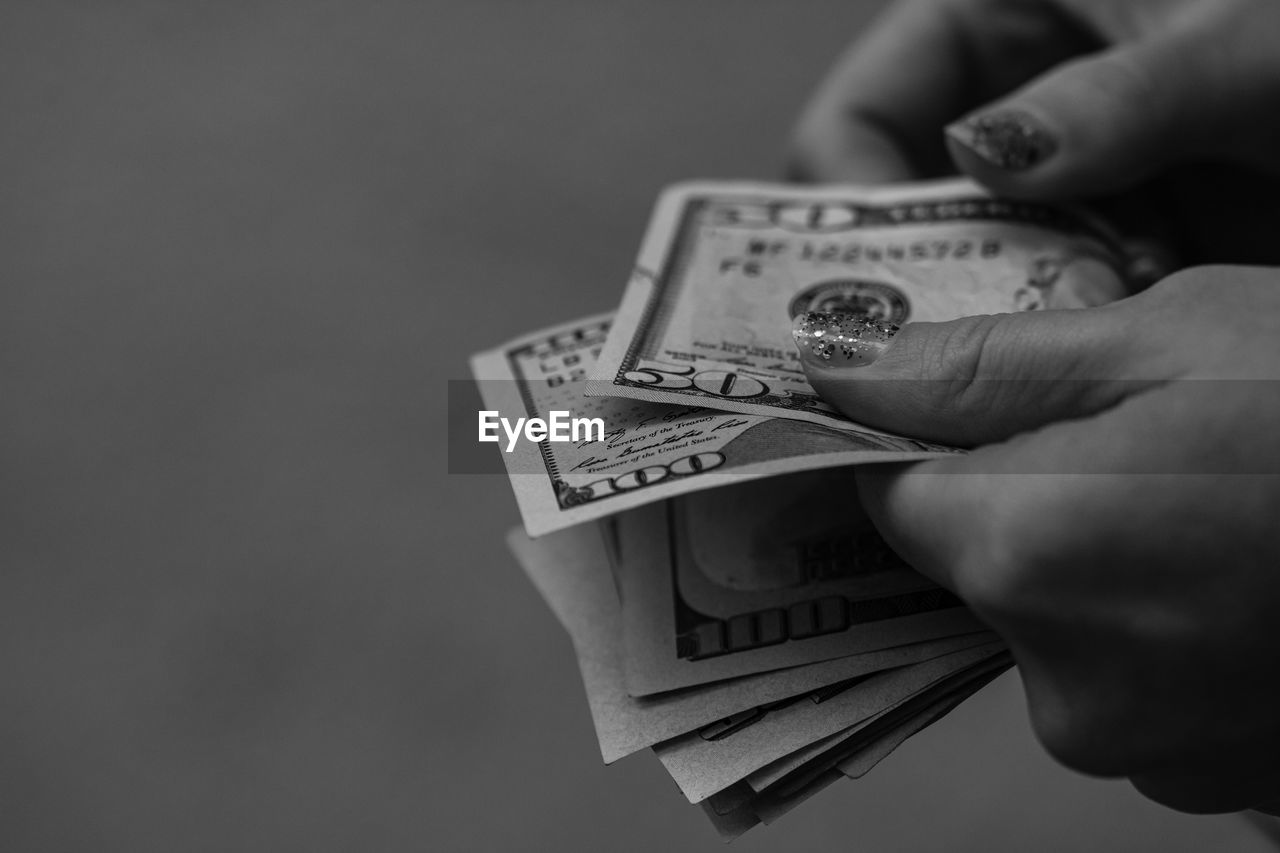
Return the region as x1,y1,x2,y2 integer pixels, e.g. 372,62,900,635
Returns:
791,265,1280,814
788,0,1280,265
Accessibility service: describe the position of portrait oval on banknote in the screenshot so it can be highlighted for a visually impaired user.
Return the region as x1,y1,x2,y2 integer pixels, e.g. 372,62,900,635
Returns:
787,279,911,326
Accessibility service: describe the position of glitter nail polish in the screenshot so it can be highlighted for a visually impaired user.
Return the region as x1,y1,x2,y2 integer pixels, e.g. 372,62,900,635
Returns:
946,109,1057,171
791,312,898,368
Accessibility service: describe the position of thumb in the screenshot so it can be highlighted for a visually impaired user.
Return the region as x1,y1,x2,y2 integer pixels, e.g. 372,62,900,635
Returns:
791,306,1155,447
943,37,1221,199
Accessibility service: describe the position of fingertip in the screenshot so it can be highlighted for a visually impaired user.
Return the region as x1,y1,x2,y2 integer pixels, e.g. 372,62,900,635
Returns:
944,41,1204,200
943,109,1065,198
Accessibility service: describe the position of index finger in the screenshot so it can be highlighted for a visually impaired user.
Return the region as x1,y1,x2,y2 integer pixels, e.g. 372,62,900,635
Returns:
787,0,1096,183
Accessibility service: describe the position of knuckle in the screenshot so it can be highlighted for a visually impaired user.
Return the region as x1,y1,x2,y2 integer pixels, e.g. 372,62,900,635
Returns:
950,488,1041,614
953,528,1025,616
899,315,1008,414
1021,665,1150,777
1029,699,1130,776
1031,698,1174,778
901,315,989,378
1144,264,1267,309
1153,265,1212,294
1129,265,1217,320
1161,263,1263,289
949,478,1086,617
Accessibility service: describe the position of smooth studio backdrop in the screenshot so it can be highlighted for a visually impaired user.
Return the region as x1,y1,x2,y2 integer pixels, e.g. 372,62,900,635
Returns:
1,2,1273,850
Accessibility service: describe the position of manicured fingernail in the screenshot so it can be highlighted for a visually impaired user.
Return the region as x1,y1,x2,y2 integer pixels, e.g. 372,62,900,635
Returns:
946,109,1057,171
791,312,898,368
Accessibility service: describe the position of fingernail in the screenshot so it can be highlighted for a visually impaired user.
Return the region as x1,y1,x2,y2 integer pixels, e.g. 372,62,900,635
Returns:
945,109,1057,171
791,312,898,368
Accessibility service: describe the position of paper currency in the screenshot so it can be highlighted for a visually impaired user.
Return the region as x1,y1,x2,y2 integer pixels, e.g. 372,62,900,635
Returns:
744,661,1004,790
749,654,1013,803
833,665,1007,780
653,642,1004,803
589,178,1133,428
507,518,1006,833
706,666,1011,842
466,179,1134,840
472,315,952,536
615,478,984,696
507,523,995,763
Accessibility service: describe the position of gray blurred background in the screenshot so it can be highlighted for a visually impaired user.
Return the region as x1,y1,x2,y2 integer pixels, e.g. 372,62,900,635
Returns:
0,2,1274,851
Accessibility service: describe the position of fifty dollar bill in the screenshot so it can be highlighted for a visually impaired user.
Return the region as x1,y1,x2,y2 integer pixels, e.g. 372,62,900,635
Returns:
588,178,1133,428
471,316,952,536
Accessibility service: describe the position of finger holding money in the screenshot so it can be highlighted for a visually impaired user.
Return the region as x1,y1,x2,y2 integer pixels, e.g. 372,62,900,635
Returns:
793,265,1280,814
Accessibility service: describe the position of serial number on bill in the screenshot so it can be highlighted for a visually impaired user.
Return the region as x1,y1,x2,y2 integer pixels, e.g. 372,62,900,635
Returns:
743,238,1003,263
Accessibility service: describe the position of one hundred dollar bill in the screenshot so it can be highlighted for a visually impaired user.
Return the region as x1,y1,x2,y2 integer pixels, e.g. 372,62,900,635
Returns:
506,522,995,763
589,178,1134,428
614,472,987,697
471,315,955,537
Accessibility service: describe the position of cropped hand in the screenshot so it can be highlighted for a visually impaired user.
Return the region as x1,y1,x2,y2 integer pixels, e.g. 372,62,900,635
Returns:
789,0,1280,265
793,265,1280,814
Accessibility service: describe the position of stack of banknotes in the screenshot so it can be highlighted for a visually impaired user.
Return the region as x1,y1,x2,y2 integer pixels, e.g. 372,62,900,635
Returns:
471,178,1139,839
